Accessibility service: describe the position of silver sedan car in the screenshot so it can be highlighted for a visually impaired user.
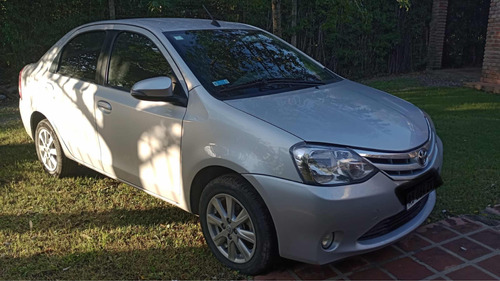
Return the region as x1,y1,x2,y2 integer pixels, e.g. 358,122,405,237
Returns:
18,18,443,274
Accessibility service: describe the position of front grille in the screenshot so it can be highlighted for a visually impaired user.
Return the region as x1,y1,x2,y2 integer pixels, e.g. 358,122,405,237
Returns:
358,195,429,241
355,127,438,181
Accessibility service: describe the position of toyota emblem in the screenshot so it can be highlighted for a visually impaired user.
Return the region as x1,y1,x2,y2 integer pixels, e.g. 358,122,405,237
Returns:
417,149,428,166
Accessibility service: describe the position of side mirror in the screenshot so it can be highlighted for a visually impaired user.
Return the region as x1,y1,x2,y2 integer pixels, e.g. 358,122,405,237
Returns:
130,76,187,106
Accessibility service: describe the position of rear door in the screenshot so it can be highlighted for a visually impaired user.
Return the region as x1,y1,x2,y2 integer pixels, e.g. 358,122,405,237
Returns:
48,30,106,168
95,28,187,203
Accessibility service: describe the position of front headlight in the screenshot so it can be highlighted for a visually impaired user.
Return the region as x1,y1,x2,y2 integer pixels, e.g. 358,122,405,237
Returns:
291,143,377,185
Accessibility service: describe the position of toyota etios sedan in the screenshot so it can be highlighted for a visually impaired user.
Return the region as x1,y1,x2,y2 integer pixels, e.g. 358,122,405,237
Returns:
19,18,443,274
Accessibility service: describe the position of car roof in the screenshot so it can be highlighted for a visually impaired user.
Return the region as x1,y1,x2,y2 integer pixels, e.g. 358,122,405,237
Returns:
81,18,256,32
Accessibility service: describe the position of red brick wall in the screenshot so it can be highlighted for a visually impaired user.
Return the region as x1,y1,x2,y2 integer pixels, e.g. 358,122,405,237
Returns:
427,0,449,69
482,0,500,84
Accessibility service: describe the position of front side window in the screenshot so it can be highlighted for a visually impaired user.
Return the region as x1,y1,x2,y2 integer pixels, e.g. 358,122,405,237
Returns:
58,31,105,82
108,32,179,92
165,29,341,100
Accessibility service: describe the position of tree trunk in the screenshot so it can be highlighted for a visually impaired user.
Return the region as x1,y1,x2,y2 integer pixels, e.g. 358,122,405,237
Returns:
109,0,116,20
291,0,297,46
272,0,282,37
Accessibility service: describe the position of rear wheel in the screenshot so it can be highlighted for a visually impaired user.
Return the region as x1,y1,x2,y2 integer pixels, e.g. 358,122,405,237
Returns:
199,175,277,275
35,119,77,178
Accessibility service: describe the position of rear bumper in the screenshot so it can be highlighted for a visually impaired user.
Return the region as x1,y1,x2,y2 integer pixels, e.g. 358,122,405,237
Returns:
243,137,443,264
19,98,33,139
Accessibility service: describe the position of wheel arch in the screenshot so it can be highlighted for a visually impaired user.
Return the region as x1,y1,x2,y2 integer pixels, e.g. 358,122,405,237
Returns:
189,165,239,215
30,111,47,138
189,165,279,244
30,111,74,161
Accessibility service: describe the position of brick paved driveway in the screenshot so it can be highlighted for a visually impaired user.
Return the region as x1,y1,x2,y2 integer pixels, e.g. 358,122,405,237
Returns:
256,211,500,280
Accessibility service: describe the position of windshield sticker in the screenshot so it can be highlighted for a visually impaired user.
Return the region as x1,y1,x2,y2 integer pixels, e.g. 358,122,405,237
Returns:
173,35,184,40
212,79,230,86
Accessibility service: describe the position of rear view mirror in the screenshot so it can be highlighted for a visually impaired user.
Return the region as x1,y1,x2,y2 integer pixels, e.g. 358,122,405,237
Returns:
131,76,187,106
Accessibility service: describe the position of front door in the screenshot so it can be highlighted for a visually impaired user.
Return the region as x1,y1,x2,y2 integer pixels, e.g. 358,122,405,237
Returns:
95,30,187,204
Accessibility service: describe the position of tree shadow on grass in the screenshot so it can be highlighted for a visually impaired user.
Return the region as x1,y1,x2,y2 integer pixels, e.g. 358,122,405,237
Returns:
0,143,37,191
0,206,198,234
0,143,36,164
0,246,242,280
0,143,106,190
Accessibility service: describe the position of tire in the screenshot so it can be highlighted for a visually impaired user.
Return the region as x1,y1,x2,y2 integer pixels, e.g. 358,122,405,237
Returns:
199,174,277,275
34,119,77,178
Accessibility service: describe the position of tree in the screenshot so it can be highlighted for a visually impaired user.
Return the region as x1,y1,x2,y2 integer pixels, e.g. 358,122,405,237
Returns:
291,0,297,46
272,0,281,37
109,0,116,19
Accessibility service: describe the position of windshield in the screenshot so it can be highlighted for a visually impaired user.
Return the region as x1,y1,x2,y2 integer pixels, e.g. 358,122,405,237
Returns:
164,29,341,99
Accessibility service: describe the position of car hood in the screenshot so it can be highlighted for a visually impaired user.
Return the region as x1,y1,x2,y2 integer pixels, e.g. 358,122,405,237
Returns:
224,80,429,151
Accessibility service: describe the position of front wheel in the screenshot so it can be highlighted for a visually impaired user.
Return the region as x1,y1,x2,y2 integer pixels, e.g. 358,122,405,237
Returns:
199,175,277,275
34,119,77,178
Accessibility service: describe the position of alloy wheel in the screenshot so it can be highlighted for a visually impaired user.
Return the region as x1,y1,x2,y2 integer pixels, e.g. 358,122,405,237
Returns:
37,128,58,172
206,194,256,263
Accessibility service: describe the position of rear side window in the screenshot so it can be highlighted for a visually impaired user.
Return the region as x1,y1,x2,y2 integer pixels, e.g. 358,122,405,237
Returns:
58,31,105,82
108,32,177,91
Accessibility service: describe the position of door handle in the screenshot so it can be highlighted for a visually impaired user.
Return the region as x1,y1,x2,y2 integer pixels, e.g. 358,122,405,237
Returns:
97,100,112,114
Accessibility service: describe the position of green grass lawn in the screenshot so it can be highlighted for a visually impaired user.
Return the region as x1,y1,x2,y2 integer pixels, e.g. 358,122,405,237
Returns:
0,103,243,278
1,80,499,279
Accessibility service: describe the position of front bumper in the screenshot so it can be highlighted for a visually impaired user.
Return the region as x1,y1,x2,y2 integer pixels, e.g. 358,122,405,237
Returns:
243,137,443,264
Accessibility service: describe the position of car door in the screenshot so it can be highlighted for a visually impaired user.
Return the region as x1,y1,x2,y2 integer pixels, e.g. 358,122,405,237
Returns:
95,29,187,204
48,30,106,168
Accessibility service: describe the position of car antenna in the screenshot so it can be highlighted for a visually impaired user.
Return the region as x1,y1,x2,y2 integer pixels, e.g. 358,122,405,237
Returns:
202,5,221,27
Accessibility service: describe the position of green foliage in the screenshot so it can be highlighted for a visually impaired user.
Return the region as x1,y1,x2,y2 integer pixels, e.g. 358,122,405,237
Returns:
298,0,433,78
0,0,108,80
397,0,411,11
0,0,434,82
442,0,489,68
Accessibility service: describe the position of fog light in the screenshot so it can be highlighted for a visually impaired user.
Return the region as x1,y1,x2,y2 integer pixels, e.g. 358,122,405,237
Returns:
321,233,334,249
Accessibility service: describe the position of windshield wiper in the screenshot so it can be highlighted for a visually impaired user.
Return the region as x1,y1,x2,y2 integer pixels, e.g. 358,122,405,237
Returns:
265,78,325,86
218,78,324,93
